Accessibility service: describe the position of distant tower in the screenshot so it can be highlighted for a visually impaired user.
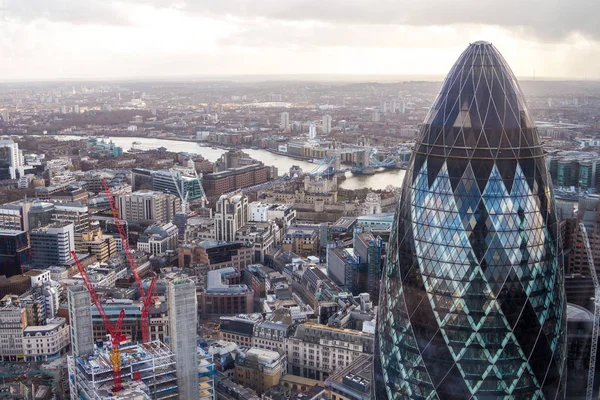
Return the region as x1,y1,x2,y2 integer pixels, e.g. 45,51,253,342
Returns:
322,114,332,135
68,286,94,356
2,109,9,123
380,101,387,113
280,112,289,130
168,279,199,399
309,124,317,140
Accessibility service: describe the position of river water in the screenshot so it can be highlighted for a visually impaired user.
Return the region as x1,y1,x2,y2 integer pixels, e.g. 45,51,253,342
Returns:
54,135,406,190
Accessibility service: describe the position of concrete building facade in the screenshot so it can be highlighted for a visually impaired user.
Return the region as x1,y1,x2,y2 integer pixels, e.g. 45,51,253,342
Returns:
167,279,198,399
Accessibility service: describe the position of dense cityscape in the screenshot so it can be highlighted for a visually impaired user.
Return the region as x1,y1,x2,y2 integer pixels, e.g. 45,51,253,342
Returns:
1,40,600,399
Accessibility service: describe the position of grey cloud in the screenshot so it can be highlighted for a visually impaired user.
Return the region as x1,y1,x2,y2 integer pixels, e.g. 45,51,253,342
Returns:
169,0,600,41
3,0,599,43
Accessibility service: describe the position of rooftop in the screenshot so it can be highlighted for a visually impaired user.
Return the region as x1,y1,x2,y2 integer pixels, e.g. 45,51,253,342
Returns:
0,229,26,236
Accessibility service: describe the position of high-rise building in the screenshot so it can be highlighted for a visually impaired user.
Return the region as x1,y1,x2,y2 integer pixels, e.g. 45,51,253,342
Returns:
67,286,94,357
0,139,24,180
280,112,289,130
309,124,317,139
215,192,248,242
0,230,30,278
374,42,566,399
322,114,332,135
1,109,9,123
168,278,198,399
116,190,180,224
0,146,11,180
29,222,75,267
151,169,205,200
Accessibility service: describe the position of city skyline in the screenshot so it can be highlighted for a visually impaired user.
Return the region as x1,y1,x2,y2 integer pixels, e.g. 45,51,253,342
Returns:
0,0,599,81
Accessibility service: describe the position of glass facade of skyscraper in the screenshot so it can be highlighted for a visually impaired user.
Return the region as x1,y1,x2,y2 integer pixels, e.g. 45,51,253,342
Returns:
374,42,566,399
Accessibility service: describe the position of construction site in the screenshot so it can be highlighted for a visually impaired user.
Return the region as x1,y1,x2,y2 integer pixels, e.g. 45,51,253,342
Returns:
67,341,178,400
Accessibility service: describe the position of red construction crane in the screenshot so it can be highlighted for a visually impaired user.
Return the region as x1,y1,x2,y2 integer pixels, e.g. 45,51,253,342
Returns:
71,250,126,392
101,177,156,343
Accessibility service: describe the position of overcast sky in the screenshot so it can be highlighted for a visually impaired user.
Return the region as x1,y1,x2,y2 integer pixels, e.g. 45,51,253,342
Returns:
0,0,599,81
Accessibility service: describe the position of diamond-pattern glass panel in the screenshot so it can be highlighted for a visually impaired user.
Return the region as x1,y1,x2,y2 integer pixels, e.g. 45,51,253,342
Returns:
373,42,566,400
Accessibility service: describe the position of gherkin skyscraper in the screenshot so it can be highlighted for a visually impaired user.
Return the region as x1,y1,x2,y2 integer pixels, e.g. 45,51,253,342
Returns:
373,42,566,399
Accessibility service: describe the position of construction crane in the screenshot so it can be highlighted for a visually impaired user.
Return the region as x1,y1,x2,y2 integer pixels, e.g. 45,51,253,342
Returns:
170,169,190,215
192,168,209,208
101,177,156,343
71,250,126,392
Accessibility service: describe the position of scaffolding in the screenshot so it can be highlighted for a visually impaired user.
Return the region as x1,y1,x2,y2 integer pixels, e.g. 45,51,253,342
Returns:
198,346,216,400
68,341,178,400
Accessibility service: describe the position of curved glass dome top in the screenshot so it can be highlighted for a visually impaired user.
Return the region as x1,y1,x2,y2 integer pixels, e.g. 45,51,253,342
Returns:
373,42,566,400
417,41,542,163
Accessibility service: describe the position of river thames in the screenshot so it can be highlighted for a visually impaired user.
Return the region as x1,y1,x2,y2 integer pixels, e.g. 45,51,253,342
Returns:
55,136,406,190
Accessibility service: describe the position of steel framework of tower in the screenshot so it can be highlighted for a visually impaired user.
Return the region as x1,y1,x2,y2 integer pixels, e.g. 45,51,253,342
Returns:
71,250,126,392
101,177,156,343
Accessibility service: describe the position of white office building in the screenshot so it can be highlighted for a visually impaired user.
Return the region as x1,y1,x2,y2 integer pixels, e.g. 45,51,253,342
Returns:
0,139,24,179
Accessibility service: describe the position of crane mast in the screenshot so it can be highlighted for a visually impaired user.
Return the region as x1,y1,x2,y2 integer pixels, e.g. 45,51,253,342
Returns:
101,177,156,343
71,250,126,392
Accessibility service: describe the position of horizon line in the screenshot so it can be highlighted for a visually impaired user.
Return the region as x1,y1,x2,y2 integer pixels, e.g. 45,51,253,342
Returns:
0,72,597,85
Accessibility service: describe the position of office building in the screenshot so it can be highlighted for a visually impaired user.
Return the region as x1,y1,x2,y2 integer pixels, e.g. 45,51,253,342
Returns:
151,169,205,200
323,354,372,400
167,278,198,399
117,190,180,224
373,42,566,398
0,304,26,361
137,222,179,255
90,301,142,343
218,316,259,347
252,320,291,353
51,201,90,233
215,193,249,242
179,240,253,271
75,227,117,262
0,146,11,180
0,139,24,180
0,199,34,231
202,163,269,197
0,230,30,278
287,323,374,381
235,348,285,395
0,275,31,298
249,202,296,227
29,222,75,267
353,232,384,302
322,114,332,135
199,268,253,319
22,317,70,361
280,112,289,130
282,227,319,257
